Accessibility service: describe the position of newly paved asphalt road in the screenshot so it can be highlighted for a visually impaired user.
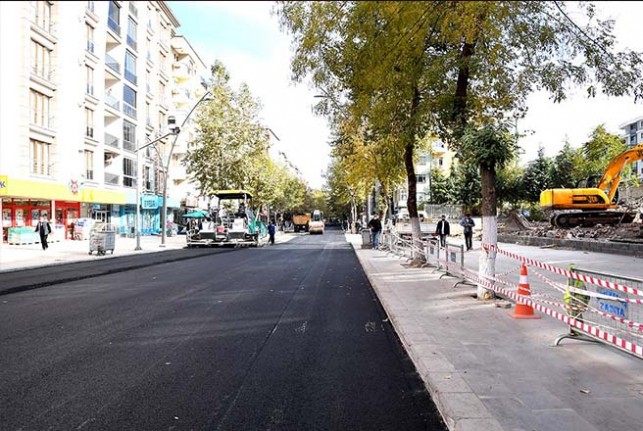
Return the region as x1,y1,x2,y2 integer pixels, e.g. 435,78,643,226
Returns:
0,228,446,430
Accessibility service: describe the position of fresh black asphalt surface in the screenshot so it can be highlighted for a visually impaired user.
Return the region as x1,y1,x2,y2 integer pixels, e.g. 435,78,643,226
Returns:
0,228,446,430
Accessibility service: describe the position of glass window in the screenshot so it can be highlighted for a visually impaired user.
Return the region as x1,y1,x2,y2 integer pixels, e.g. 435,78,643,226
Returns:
86,65,94,95
123,84,136,107
127,16,137,50
122,157,136,187
108,0,120,34
124,51,137,84
31,39,51,80
84,150,94,180
31,139,50,176
33,1,52,33
85,108,94,137
30,90,50,128
86,24,95,53
123,120,136,151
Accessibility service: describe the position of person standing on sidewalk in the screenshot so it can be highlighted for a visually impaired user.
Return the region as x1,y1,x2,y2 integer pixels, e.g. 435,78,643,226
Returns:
35,215,52,250
459,213,475,250
367,212,382,249
268,220,276,245
435,214,450,248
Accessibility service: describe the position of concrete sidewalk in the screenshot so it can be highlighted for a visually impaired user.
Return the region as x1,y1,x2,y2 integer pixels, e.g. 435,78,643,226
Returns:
347,233,642,431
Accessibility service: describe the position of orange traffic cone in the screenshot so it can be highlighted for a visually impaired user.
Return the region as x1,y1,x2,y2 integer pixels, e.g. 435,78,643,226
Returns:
511,264,541,319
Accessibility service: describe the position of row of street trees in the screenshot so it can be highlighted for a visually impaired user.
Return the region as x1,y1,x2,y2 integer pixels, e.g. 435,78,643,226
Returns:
276,1,643,299
183,61,320,221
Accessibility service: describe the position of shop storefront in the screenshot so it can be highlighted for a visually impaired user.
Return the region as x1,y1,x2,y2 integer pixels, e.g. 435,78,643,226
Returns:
0,175,126,243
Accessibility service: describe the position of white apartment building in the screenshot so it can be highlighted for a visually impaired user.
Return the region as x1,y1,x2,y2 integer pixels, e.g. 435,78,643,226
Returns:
392,140,454,217
0,1,206,243
618,115,643,179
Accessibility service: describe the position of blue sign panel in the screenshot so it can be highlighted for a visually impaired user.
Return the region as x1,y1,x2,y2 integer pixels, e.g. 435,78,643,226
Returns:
141,194,159,209
597,288,628,318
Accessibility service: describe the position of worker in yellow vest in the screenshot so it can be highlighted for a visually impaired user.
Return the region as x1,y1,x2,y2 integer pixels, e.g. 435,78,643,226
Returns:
563,264,591,333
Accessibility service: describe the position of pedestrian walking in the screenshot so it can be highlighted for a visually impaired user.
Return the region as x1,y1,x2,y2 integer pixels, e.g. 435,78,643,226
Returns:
35,215,52,250
268,219,276,245
459,213,475,250
435,214,450,248
367,212,382,249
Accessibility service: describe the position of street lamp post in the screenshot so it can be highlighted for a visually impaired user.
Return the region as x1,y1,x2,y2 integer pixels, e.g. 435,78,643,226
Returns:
136,132,174,250
159,90,212,247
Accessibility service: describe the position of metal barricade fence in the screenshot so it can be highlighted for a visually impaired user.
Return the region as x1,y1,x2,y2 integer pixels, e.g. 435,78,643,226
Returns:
554,267,643,358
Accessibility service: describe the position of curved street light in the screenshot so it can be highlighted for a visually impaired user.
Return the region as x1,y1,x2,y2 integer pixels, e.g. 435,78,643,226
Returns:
159,90,213,247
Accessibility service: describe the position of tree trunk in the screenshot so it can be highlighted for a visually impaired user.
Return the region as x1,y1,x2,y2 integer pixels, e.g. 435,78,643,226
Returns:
477,164,497,300
405,142,423,262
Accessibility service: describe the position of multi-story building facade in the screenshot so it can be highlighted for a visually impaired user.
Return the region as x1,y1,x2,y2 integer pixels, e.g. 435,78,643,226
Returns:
0,1,205,242
169,35,207,216
618,115,643,179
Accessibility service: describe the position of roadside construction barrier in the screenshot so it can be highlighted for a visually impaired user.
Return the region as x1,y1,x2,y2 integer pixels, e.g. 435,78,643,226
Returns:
511,264,540,319
378,231,642,360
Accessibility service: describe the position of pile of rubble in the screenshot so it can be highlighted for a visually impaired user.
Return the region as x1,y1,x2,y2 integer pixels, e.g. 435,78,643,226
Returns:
497,209,643,242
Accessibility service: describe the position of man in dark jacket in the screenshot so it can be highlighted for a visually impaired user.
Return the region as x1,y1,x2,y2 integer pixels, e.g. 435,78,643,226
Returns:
367,213,382,249
268,220,276,245
35,215,52,250
435,214,450,248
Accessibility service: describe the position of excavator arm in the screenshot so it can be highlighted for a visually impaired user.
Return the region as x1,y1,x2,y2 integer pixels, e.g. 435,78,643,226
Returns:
597,143,643,203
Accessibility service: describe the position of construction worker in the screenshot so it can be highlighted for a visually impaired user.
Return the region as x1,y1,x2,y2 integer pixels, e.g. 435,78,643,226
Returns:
563,264,591,333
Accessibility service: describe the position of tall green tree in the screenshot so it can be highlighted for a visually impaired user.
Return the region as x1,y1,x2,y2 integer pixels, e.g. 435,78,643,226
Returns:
185,61,273,202
550,142,578,188
521,146,554,203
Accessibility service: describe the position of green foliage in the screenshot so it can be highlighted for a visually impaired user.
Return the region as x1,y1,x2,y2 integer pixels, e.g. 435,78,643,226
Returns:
427,169,451,204
574,124,627,181
550,141,578,188
496,162,525,209
521,146,554,202
449,161,481,207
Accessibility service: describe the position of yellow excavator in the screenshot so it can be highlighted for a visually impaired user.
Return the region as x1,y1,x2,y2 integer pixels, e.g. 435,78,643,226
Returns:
540,143,643,228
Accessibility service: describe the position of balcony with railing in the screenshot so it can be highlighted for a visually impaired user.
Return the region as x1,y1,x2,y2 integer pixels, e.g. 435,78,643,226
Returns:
105,53,121,75
105,94,120,112
105,132,120,149
104,172,120,186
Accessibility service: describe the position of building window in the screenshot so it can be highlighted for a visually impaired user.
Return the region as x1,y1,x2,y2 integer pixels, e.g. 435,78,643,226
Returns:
33,1,53,33
123,157,136,187
127,16,137,51
631,134,637,145
86,24,95,53
124,50,137,85
30,89,50,128
31,139,50,176
123,84,137,119
31,39,51,80
419,155,429,165
159,81,166,104
84,150,94,180
85,108,94,138
86,65,94,95
123,120,136,151
438,158,444,167
108,0,121,35
417,174,426,184
146,101,151,126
